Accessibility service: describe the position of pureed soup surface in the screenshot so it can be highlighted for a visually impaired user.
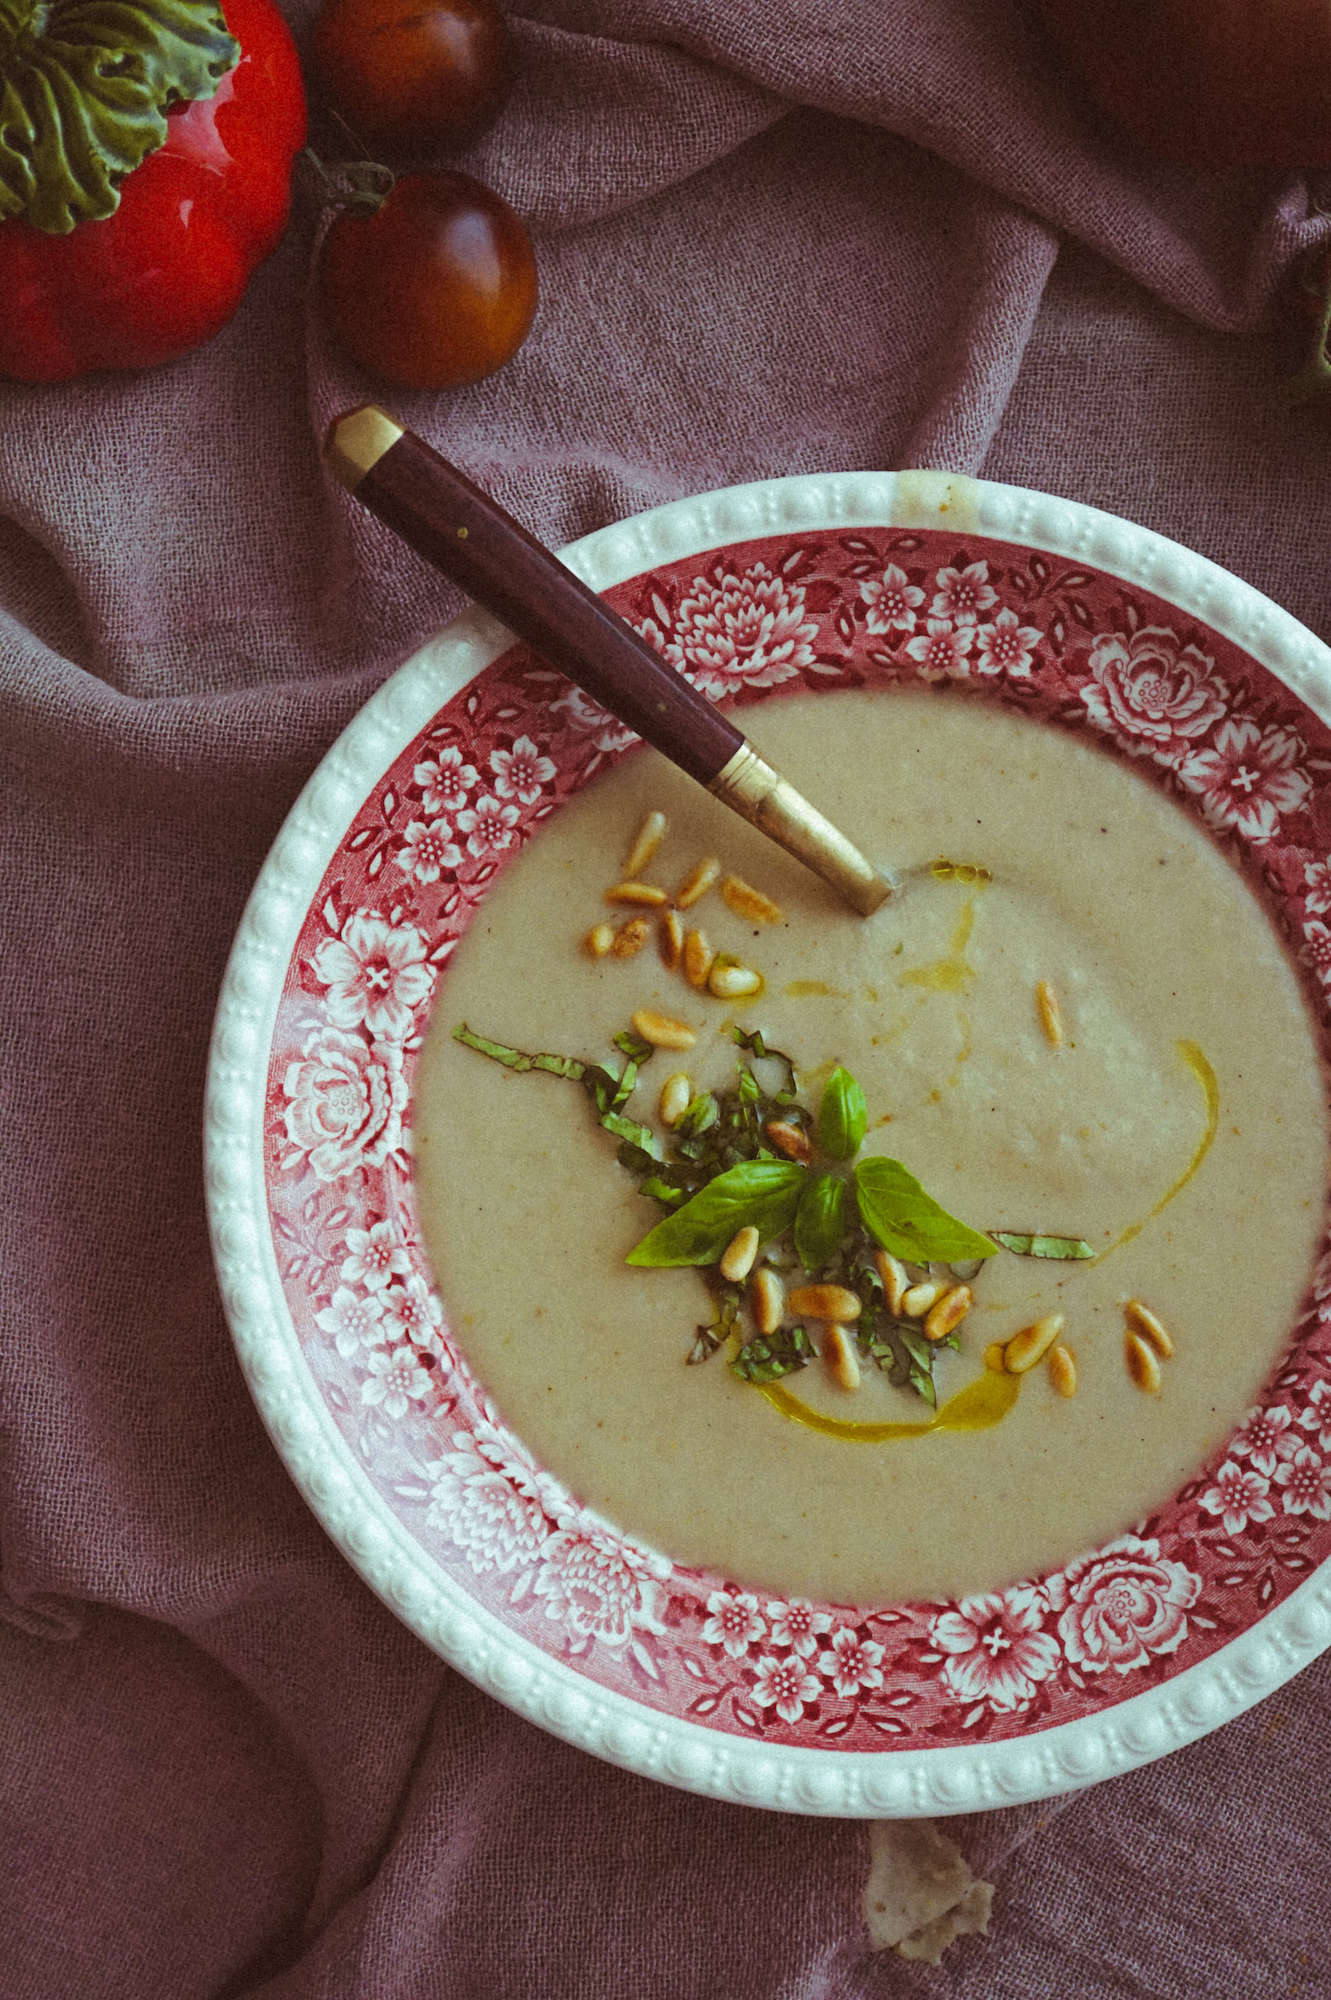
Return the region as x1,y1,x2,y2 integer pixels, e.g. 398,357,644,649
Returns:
414,691,1331,1603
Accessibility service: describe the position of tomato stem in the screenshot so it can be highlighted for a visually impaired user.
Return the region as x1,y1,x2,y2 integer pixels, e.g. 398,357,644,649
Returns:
299,145,394,216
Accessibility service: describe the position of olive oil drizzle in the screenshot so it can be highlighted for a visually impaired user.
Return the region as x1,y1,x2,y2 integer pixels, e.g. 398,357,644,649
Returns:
755,1364,1019,1442
1094,1039,1219,1261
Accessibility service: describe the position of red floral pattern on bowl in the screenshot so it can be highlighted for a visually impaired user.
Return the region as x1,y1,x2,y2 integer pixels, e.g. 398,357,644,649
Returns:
257,523,1331,1756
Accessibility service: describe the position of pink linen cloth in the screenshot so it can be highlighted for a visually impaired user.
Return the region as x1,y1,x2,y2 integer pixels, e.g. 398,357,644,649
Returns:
4,4,1331,1992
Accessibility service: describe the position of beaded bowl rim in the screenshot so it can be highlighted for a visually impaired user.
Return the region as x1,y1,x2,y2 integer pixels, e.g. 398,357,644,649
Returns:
205,467,1331,1817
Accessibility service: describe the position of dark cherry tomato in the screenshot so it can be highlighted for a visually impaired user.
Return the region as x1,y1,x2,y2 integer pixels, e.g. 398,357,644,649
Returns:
1036,0,1331,169
320,169,537,388
313,0,512,151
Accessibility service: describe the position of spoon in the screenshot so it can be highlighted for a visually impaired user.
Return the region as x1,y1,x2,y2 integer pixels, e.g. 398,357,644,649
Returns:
324,406,892,916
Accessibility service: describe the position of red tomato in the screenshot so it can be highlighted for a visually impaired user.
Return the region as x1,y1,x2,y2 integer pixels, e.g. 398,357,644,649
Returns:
319,170,537,389
0,0,306,381
313,0,512,152
1036,0,1331,169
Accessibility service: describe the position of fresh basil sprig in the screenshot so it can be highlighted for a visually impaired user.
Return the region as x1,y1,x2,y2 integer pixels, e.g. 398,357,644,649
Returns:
853,1157,997,1264
730,1325,815,1383
817,1065,867,1160
626,1160,807,1267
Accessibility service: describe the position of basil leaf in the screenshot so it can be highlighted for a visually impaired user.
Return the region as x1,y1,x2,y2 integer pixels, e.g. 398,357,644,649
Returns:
991,1231,1094,1261
730,1325,815,1383
817,1065,867,1160
627,1160,807,1267
689,1285,742,1364
853,1156,997,1264
453,1023,585,1079
793,1171,847,1272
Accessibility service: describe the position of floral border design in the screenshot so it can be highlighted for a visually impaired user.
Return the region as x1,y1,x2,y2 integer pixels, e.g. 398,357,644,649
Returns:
262,528,1331,1750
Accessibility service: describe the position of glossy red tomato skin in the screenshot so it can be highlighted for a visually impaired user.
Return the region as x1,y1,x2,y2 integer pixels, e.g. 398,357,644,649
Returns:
319,170,537,390
0,0,306,381
1037,0,1331,169
313,0,512,152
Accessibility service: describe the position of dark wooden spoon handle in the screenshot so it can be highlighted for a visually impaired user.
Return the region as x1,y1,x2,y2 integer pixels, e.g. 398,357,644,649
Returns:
326,409,743,786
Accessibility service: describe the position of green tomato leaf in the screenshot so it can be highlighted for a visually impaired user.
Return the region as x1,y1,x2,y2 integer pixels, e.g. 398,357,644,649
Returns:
816,1064,867,1159
0,0,241,233
853,1156,997,1264
626,1160,806,1268
793,1171,847,1272
991,1231,1095,1260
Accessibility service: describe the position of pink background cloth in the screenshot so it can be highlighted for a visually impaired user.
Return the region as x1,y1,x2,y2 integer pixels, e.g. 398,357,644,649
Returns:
4,3,1331,1992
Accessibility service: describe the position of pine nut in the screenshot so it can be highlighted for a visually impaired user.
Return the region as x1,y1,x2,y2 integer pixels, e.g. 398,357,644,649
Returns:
675,856,720,909
874,1249,908,1315
901,1280,944,1318
1047,1342,1077,1397
1036,979,1063,1047
983,1341,1007,1373
610,916,650,958
923,1284,973,1342
765,1119,811,1163
1125,1330,1162,1394
623,809,667,879
584,922,615,958
607,881,669,906
786,1283,862,1323
659,907,684,971
683,928,715,989
630,1009,696,1050
750,1266,784,1335
659,1072,692,1127
720,1225,760,1282
721,875,784,924
822,1322,861,1393
1003,1312,1065,1374
1124,1298,1174,1359
707,959,763,1000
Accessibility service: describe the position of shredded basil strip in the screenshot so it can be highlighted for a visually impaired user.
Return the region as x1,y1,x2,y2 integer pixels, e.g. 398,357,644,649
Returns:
730,1325,815,1383
991,1231,1095,1260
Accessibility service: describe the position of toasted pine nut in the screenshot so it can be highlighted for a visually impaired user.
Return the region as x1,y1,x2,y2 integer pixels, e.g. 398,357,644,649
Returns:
924,1284,973,1342
659,1072,692,1127
983,1341,1008,1373
822,1322,861,1393
630,1009,696,1050
707,959,763,1000
874,1249,909,1316
750,1266,785,1336
900,1280,944,1319
787,1283,862,1323
1035,979,1064,1048
1048,1342,1077,1397
610,916,650,959
1124,1299,1174,1359
623,809,667,879
1125,1330,1162,1394
659,907,684,971
764,1119,812,1163
683,928,716,989
720,1225,760,1282
675,856,721,909
607,881,669,906
721,874,784,924
1003,1312,1065,1375
584,922,615,958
